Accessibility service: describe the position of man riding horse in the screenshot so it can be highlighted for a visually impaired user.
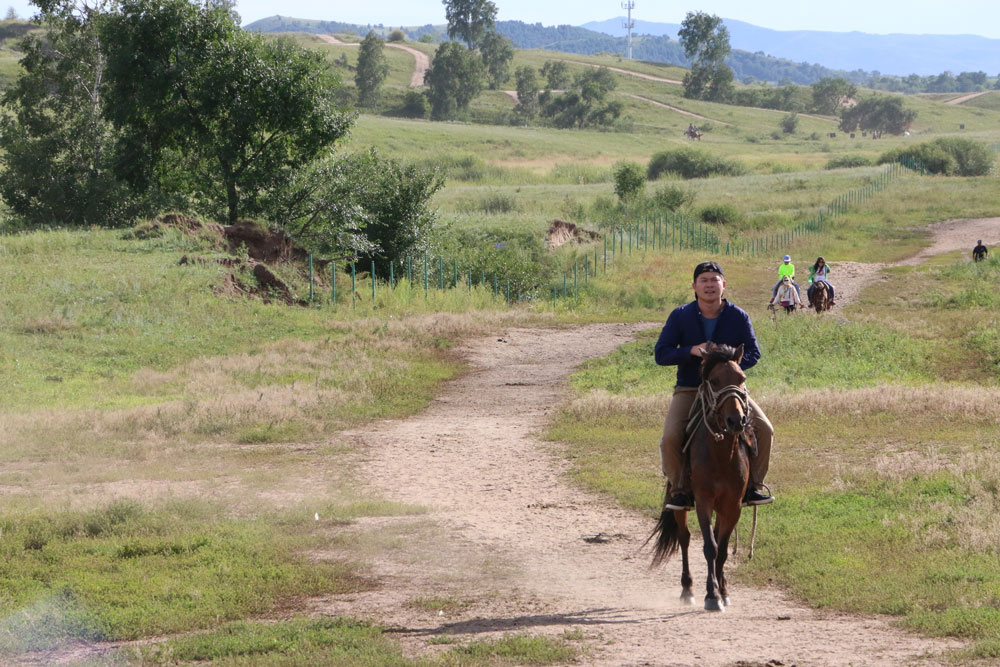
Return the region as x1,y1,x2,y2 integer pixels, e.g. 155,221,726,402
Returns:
653,261,775,510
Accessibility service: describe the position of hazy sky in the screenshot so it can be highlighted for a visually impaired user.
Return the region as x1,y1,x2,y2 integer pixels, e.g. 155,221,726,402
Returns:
7,0,999,39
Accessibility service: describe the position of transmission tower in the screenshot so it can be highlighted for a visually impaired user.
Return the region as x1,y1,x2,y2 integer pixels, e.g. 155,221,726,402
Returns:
622,1,635,60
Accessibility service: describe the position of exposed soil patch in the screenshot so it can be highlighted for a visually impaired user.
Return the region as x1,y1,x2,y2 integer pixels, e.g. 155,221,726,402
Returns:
545,219,601,250
162,215,310,304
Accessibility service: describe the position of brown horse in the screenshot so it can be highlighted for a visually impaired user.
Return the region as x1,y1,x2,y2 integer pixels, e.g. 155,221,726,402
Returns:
649,342,753,611
808,281,830,313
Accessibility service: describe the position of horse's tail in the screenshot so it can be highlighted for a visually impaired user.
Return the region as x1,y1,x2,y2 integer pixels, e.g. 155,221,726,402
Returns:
646,492,682,568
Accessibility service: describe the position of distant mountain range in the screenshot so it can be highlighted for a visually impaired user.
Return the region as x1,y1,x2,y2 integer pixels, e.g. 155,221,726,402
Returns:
244,14,1000,83
581,17,1000,76
245,16,868,85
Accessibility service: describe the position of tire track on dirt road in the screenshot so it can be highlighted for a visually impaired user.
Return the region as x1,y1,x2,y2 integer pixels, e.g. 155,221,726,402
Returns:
322,321,961,665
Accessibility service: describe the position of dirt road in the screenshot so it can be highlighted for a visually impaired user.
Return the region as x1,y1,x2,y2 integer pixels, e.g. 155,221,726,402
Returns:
827,217,1000,308
321,219,1000,664
317,34,429,87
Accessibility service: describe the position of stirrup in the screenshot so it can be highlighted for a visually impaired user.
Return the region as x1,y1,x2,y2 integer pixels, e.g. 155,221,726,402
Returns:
742,483,774,507
665,492,694,511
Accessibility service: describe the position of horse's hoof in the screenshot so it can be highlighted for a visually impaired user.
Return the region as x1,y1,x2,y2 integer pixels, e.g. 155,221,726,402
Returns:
722,596,731,607
680,591,695,605
704,598,725,612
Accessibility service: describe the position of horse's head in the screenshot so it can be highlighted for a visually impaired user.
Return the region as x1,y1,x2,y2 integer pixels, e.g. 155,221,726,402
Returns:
700,343,750,436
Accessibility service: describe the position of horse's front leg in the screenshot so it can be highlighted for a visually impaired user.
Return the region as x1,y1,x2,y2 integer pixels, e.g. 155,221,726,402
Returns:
696,507,722,611
677,510,694,604
715,517,739,607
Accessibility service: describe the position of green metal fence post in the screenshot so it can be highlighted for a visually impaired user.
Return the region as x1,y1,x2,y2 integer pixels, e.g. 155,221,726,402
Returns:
371,260,376,302
389,260,394,289
308,254,314,301
352,262,356,307
332,261,336,304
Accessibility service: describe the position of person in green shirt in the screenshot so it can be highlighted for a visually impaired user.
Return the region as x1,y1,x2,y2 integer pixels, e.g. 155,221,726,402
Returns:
771,254,801,300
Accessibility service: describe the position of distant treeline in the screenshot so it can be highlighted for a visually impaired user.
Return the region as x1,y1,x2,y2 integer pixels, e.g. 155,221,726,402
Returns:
243,16,1000,93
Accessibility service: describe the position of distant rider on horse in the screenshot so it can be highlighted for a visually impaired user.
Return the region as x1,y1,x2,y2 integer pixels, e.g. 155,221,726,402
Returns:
654,261,775,510
770,276,802,311
771,254,801,302
973,240,989,262
807,256,836,306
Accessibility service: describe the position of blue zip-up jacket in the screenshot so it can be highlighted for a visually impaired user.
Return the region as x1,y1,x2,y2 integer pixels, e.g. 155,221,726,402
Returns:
653,299,761,388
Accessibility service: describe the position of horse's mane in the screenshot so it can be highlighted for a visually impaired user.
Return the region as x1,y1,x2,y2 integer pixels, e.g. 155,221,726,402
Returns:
701,343,740,380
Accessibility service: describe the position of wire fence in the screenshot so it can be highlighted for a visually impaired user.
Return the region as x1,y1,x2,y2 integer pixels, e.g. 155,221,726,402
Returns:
308,157,926,308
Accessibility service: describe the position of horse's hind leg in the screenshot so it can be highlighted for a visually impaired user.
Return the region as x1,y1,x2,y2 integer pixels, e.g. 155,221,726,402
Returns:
677,511,694,604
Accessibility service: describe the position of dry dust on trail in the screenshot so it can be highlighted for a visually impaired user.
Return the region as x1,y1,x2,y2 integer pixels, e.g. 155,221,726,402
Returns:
316,320,962,665
317,34,429,87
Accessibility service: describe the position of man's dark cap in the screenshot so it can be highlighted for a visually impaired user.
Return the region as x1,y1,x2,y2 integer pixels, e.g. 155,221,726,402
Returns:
693,261,724,280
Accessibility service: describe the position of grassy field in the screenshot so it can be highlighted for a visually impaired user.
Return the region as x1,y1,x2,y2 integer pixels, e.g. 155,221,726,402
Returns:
3,29,1000,664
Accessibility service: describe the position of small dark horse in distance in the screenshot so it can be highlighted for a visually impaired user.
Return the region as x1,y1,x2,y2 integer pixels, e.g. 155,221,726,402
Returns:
684,127,702,140
808,281,831,313
648,342,755,611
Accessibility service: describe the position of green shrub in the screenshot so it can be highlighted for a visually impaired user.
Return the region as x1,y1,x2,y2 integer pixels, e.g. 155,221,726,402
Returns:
826,154,875,169
933,137,995,176
781,113,798,134
388,29,405,42
477,192,519,214
699,204,743,224
400,91,427,119
647,148,746,180
613,161,645,202
879,138,994,176
651,184,695,211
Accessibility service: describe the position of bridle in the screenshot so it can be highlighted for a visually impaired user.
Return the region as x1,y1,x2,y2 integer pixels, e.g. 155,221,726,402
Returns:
698,379,751,442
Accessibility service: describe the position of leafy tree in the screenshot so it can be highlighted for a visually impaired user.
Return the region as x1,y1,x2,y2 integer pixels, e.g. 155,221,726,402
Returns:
442,0,496,48
265,148,444,271
540,59,569,89
541,67,621,129
613,161,645,202
513,65,539,119
356,31,389,109
100,0,353,223
424,40,483,119
5,6,18,19
388,28,405,42
678,11,733,102
479,30,513,89
839,95,916,137
926,71,957,93
811,77,857,114
0,0,147,227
